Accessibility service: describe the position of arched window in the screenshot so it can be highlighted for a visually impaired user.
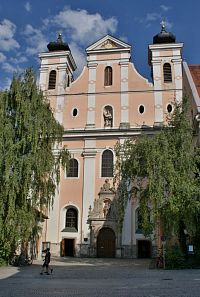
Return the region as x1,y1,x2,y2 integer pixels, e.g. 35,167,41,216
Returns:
48,70,56,89
104,66,112,86
163,63,172,83
65,208,78,231
101,150,113,177
66,158,78,178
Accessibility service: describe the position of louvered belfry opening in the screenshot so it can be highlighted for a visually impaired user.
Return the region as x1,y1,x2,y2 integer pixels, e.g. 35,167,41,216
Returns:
163,63,172,83
48,70,57,89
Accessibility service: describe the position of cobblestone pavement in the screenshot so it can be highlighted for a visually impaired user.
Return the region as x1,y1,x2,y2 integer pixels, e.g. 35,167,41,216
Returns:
0,258,200,297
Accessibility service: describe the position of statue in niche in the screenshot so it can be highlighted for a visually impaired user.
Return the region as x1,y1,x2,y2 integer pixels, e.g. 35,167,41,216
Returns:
101,179,111,192
103,199,111,218
103,106,113,127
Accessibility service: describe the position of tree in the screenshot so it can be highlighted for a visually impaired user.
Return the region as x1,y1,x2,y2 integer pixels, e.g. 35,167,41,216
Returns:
0,69,70,262
115,97,200,252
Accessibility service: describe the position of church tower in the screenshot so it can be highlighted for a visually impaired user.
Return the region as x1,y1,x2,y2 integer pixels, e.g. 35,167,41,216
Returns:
39,34,76,124
148,21,183,125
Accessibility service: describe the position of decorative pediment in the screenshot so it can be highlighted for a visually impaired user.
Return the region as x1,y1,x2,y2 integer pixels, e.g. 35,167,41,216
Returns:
86,34,131,52
100,39,118,49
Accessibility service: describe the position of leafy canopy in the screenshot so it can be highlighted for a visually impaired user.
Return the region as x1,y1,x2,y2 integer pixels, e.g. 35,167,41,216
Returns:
115,98,200,239
0,69,70,260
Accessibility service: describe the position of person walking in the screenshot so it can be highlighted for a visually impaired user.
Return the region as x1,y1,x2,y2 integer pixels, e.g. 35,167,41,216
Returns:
40,248,53,275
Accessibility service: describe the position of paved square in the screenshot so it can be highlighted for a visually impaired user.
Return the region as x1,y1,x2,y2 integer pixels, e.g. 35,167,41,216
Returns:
0,258,200,296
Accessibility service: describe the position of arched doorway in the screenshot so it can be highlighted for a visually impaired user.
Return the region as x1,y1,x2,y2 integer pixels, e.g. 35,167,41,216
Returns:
97,227,115,258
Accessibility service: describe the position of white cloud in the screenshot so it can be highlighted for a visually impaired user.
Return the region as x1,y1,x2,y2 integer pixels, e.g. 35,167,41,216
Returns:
145,13,161,22
160,5,171,12
135,12,173,30
24,2,31,12
0,19,20,51
48,7,118,45
0,77,12,90
2,62,23,73
10,55,28,64
23,24,48,55
165,20,173,30
0,52,6,63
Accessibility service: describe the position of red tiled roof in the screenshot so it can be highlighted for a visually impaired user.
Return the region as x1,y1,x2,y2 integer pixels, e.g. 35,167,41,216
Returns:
189,65,200,97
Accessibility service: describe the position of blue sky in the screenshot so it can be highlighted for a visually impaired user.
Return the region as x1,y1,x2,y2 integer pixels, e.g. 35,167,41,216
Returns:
0,0,199,89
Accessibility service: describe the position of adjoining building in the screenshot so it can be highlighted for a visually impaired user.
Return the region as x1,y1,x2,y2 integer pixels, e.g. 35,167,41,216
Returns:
38,23,190,259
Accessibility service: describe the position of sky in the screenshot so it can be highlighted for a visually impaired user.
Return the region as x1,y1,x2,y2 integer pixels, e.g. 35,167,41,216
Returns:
0,0,199,90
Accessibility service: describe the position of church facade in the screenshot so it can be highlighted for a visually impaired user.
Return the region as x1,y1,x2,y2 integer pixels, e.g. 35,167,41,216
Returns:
38,25,184,258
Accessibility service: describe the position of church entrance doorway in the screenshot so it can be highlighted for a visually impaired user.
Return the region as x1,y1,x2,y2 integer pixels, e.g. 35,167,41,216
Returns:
137,240,151,258
97,227,115,258
61,239,74,257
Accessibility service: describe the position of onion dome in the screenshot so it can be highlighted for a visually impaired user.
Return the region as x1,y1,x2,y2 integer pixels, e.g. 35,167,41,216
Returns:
153,20,176,44
47,34,70,51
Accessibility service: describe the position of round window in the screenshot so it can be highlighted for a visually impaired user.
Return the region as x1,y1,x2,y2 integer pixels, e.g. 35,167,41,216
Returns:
72,108,78,117
167,104,173,113
139,105,145,114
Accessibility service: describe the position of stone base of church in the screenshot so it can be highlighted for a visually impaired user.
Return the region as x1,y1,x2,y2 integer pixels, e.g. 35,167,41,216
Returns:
41,242,157,259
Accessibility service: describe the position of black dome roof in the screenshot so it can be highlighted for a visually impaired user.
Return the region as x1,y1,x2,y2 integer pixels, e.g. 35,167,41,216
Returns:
153,21,176,44
47,34,70,52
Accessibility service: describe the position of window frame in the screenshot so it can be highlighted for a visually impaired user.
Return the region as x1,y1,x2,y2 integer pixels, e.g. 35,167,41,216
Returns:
65,207,78,232
48,70,57,90
101,149,114,177
66,158,79,179
104,66,113,86
163,63,172,83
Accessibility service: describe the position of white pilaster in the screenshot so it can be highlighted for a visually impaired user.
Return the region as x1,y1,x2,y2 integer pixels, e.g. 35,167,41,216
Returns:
153,61,163,123
172,58,183,104
82,139,97,242
86,64,97,127
120,61,129,123
39,66,48,91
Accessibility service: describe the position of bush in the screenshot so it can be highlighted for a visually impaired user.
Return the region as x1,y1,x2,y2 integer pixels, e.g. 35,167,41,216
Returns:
165,246,185,269
0,258,7,267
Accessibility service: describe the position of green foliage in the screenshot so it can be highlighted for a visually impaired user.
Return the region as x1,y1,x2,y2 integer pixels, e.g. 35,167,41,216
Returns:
0,69,70,262
165,245,186,269
115,97,200,240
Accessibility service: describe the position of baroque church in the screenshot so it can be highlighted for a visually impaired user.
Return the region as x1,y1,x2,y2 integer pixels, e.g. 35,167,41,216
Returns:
37,23,200,259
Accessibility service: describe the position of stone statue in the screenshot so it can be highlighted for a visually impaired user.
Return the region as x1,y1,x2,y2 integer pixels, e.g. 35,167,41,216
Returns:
103,199,111,217
103,107,112,127
101,179,111,192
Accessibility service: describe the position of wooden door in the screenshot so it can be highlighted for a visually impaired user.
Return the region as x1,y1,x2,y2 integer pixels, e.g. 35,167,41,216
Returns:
64,239,74,257
97,228,115,258
137,240,151,258
61,239,65,257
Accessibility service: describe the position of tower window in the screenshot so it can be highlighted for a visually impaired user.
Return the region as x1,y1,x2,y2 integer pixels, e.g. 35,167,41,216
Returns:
104,66,112,86
163,63,172,83
48,70,56,89
66,158,78,178
101,150,113,177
